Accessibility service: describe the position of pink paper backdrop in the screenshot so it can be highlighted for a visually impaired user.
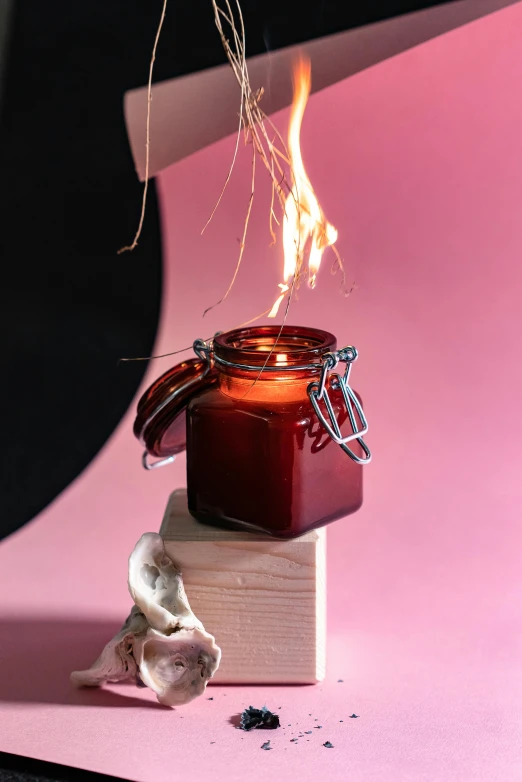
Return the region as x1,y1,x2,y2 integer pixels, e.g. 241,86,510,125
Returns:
1,4,521,780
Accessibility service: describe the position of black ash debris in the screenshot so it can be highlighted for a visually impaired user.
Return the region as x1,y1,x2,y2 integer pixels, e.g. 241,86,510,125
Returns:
240,706,281,731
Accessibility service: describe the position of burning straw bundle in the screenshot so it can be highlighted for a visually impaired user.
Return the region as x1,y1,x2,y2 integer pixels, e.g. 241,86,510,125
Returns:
121,0,348,322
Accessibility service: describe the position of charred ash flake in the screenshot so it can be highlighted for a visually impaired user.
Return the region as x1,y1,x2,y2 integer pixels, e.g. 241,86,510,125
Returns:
240,706,281,731
238,704,359,748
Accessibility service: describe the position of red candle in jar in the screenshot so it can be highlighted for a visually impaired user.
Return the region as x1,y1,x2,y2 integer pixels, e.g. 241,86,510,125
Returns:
134,325,370,539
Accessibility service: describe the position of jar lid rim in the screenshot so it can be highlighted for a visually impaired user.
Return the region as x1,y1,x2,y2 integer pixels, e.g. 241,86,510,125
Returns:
214,325,336,359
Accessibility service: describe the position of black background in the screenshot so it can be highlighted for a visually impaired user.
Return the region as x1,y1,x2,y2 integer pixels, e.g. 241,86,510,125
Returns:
0,1,451,779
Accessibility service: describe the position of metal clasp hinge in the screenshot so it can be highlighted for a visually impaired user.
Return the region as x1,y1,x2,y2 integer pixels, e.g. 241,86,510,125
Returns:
193,337,214,363
308,347,372,464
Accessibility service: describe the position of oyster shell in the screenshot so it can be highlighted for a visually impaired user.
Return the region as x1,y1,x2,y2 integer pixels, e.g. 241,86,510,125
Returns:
71,533,221,706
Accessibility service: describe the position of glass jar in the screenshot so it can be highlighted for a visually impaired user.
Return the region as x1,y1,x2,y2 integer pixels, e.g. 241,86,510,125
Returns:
134,325,371,538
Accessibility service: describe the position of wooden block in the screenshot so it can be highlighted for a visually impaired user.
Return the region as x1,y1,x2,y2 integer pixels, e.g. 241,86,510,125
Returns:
160,489,326,684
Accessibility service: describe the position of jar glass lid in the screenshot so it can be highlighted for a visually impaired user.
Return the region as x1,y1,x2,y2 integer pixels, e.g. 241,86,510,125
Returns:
134,358,217,457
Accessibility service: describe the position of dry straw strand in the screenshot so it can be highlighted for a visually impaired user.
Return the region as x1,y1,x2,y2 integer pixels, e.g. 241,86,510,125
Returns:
203,0,296,316
118,0,168,254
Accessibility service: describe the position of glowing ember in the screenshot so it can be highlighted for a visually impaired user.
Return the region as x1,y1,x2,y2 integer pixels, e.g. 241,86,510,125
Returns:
269,55,338,318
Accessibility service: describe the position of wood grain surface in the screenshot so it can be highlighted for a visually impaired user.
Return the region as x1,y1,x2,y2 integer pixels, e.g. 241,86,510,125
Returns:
161,490,326,683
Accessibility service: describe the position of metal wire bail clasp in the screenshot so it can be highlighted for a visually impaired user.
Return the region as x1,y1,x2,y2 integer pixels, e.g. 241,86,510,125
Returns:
193,337,213,363
308,346,372,464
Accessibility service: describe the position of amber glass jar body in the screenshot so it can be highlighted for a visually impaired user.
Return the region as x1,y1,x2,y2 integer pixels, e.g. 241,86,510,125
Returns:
186,326,363,538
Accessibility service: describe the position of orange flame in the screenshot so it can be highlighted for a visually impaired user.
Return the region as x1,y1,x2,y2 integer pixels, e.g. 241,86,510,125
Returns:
268,55,338,318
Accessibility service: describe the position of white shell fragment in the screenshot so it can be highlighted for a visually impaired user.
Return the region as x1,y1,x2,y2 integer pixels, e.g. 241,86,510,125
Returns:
71,533,221,706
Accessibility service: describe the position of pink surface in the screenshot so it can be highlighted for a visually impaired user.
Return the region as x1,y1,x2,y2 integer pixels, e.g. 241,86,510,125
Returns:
1,4,522,780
